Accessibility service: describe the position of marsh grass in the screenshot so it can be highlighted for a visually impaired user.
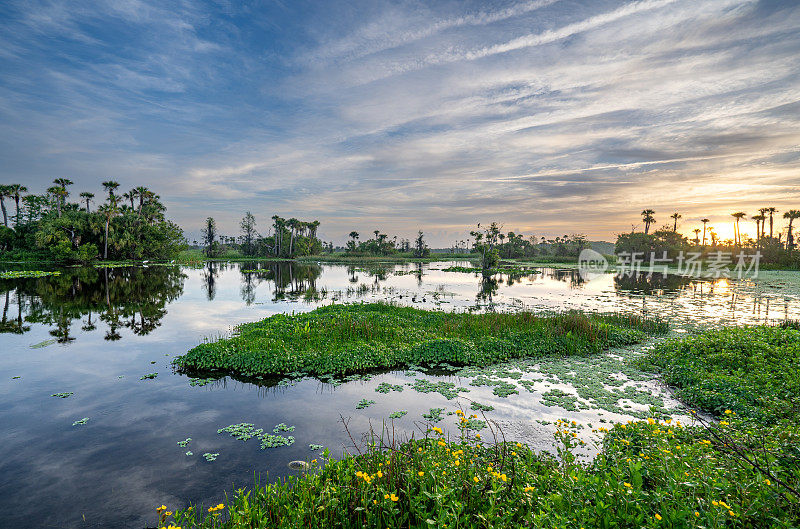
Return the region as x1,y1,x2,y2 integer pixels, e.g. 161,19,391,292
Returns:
174,303,666,379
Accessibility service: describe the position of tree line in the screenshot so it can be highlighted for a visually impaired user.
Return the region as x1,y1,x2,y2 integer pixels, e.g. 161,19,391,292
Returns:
0,181,185,262
617,208,800,265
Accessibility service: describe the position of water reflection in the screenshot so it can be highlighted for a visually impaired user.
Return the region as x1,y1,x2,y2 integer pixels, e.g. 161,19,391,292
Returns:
0,266,186,342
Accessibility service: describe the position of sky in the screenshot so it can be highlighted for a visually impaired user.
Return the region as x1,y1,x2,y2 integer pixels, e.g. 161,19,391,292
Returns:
1,0,799,246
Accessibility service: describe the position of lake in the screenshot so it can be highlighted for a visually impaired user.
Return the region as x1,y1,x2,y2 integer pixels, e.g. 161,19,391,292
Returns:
2,261,798,528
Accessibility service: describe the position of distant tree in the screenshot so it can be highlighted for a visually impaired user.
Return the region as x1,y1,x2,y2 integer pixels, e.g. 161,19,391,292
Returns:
203,217,218,257
413,230,430,258
80,192,94,213
731,212,746,246
700,218,710,246
98,203,120,259
766,207,778,238
7,184,27,226
670,212,681,232
102,180,120,202
641,209,656,234
0,186,9,227
693,228,701,244
239,211,257,256
784,210,800,251
752,214,765,248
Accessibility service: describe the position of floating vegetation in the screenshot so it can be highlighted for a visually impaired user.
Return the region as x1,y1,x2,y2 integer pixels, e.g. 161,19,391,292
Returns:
185,451,193,456
0,270,61,279
273,423,295,433
51,392,74,398
260,433,295,449
356,398,376,409
72,418,89,426
309,444,325,451
189,377,217,387
375,382,404,393
11,376,20,379
422,408,445,423
541,388,584,411
469,402,494,412
175,303,665,379
389,410,408,419
29,339,57,349
140,373,158,380
218,423,263,441
287,460,309,470
409,379,470,400
217,422,295,449
441,266,540,276
202,453,219,462
177,438,192,447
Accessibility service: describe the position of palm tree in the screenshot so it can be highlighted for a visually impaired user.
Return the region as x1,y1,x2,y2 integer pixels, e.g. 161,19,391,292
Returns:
349,231,359,242
287,218,299,256
98,203,120,259
47,185,67,217
700,218,710,246
758,208,769,239
6,184,27,227
134,186,149,213
641,209,656,234
731,212,746,246
692,228,701,245
0,185,10,227
784,210,800,251
670,212,681,232
102,180,120,202
752,214,765,249
80,192,94,213
123,190,135,209
766,207,777,238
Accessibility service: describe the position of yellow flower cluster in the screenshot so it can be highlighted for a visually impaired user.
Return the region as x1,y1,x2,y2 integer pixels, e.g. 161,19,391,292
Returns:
207,503,225,513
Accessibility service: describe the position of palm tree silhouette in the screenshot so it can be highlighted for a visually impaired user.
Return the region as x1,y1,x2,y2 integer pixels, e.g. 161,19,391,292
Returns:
641,209,656,234
784,210,800,251
80,192,94,213
731,212,746,246
700,218,710,246
670,212,681,232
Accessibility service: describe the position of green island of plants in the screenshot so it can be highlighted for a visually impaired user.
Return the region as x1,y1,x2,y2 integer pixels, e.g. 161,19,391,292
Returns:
0,270,61,279
174,303,667,378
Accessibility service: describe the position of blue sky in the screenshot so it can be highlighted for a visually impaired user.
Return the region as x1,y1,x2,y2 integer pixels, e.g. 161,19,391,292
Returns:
1,0,799,245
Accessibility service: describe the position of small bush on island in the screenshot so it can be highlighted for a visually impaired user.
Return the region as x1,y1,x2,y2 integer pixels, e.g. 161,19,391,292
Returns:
174,303,667,378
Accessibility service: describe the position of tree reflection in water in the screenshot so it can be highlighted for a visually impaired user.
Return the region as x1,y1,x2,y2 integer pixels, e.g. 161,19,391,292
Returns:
0,265,186,343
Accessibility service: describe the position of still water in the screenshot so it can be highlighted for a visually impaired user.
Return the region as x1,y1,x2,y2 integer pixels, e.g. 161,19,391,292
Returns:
1,261,798,528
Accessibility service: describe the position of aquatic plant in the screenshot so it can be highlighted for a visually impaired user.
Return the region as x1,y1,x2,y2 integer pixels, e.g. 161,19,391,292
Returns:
408,379,469,399
189,377,217,387
421,408,445,423
388,411,408,419
140,372,158,380
51,392,73,398
309,444,325,451
202,453,219,462
217,422,295,449
72,418,89,426
175,303,666,379
177,438,192,448
641,325,800,424
356,399,376,409
375,382,404,393
469,402,494,412
0,270,61,279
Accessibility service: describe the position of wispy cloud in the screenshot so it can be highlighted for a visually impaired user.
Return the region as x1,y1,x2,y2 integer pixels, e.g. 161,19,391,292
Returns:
1,0,799,244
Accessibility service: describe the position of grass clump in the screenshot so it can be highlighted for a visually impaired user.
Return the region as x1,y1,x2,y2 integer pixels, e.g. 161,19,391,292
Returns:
163,417,799,528
640,325,800,424
175,303,665,379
